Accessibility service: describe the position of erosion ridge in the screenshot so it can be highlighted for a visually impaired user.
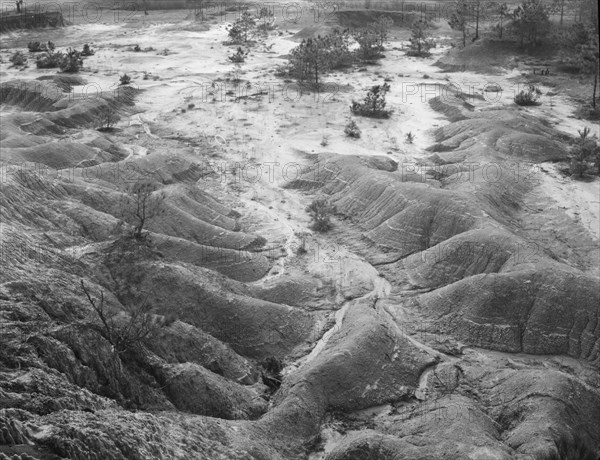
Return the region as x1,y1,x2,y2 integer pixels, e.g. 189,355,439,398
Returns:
1,4,599,460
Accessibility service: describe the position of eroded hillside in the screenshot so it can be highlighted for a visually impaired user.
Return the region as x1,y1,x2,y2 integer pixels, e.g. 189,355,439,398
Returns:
1,2,599,459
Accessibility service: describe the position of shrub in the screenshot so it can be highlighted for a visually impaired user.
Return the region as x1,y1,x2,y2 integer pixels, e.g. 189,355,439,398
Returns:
227,12,256,43
10,51,26,66
36,50,64,69
59,47,82,73
229,46,247,63
405,131,414,143
120,73,132,85
261,356,283,392
28,41,47,52
350,83,392,118
81,44,95,56
306,199,336,232
514,84,542,106
344,119,361,138
98,105,119,131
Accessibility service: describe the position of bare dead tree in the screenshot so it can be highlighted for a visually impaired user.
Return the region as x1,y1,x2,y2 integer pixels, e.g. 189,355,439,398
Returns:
121,181,166,240
80,280,163,355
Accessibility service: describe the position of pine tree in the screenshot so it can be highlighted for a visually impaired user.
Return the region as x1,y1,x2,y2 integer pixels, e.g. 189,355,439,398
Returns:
228,12,256,44
560,21,599,108
449,0,470,48
497,3,508,39
289,36,332,86
511,0,550,46
407,19,435,57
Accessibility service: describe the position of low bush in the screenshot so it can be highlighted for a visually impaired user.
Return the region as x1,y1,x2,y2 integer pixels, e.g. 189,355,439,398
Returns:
229,47,247,63
28,41,47,52
306,199,336,232
10,51,27,66
36,50,64,69
515,84,542,106
99,106,119,131
120,73,132,85
81,44,95,56
59,47,83,73
350,83,392,118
